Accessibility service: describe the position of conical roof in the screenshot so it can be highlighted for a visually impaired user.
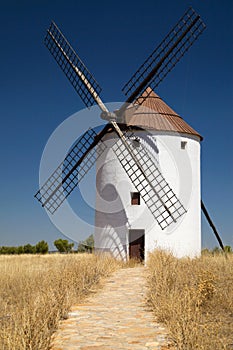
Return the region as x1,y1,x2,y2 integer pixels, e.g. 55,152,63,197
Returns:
124,87,202,140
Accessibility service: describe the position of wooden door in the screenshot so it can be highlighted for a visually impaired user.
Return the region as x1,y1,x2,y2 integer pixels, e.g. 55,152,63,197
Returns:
129,230,145,261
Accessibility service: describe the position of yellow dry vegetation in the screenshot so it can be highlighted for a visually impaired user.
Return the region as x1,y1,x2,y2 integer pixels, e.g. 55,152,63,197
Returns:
146,250,233,350
0,253,120,350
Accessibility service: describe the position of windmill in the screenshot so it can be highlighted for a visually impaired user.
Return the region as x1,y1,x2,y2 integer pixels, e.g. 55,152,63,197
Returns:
35,7,224,260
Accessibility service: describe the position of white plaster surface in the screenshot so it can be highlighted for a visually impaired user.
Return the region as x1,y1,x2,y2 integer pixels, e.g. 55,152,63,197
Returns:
94,130,201,260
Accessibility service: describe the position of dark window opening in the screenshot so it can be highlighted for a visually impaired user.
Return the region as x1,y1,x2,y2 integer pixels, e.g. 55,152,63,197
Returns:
132,137,140,148
131,192,140,205
181,141,187,150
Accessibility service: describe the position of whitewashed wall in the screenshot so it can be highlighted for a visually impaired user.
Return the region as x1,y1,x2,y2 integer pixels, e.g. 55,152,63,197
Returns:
94,130,201,260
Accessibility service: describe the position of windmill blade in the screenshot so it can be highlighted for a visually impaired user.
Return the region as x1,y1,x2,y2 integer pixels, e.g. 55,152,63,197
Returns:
35,116,186,226
35,126,109,214
112,131,186,229
45,21,107,111
122,7,206,105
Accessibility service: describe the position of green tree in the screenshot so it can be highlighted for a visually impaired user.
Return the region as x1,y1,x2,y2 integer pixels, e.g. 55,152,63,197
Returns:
77,234,94,253
17,246,24,254
23,244,36,254
0,246,16,254
224,245,232,253
35,240,49,254
0,246,18,254
54,239,74,253
8,246,17,254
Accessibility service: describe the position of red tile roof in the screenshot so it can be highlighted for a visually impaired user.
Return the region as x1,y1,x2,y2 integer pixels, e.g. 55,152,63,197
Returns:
124,87,202,140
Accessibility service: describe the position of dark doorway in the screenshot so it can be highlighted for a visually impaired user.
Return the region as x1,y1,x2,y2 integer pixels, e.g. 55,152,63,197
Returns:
129,229,145,261
131,192,140,205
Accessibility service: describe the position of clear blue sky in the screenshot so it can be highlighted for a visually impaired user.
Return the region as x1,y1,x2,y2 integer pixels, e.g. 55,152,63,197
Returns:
0,0,232,250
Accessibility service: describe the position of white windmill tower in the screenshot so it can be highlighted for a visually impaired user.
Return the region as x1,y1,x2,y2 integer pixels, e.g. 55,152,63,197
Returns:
95,87,202,260
35,7,225,260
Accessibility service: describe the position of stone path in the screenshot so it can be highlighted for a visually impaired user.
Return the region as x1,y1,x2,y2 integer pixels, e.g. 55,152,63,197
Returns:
51,266,171,350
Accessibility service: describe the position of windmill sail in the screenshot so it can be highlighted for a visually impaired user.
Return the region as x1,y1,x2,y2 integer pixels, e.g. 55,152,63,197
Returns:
112,132,186,229
45,21,107,110
121,7,206,107
35,127,107,214
36,8,205,227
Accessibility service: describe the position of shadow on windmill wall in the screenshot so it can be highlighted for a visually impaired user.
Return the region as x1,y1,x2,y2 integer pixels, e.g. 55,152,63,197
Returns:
95,183,129,261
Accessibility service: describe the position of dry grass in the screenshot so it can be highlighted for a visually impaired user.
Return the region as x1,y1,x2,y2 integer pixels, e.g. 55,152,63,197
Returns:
0,253,120,350
146,250,233,350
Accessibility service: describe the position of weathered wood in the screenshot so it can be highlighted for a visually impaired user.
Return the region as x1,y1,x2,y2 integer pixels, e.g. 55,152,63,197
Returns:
201,200,224,251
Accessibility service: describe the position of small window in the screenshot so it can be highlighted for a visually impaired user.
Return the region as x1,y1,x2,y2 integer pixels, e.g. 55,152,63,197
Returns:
131,192,140,205
181,141,187,150
132,137,140,148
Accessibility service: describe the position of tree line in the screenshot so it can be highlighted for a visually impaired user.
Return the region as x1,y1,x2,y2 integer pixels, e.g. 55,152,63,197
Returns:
1,237,231,255
0,235,94,255
202,245,232,254
0,240,49,255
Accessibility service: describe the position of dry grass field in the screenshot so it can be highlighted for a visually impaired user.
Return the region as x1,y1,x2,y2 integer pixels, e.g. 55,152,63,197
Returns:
147,250,233,350
1,251,232,350
0,253,120,350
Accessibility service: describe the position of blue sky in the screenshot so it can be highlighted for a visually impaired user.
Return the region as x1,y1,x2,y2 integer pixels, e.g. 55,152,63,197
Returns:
0,0,232,250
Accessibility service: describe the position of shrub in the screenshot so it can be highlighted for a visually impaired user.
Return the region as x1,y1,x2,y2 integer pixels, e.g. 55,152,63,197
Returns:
77,234,94,253
35,240,49,254
54,239,74,253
